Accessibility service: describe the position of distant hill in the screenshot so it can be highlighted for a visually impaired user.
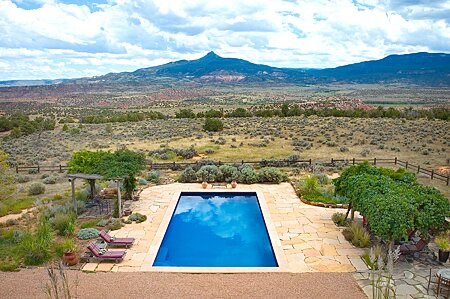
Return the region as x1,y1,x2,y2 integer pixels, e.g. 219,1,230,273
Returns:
2,52,449,87
0,79,67,87
311,52,450,85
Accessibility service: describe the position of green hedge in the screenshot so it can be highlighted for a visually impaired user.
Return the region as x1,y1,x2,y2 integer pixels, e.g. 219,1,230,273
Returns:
334,162,449,241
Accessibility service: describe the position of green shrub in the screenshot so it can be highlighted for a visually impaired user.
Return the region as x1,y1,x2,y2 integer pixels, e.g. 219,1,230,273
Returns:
20,217,53,265
77,228,99,240
16,174,31,183
97,219,109,227
303,192,337,204
218,165,240,182
258,167,288,183
0,258,20,272
300,176,319,195
107,218,123,231
55,238,76,257
28,183,45,195
196,165,222,182
43,176,57,184
178,166,197,183
238,165,258,184
80,219,100,229
128,213,147,223
343,222,370,248
138,178,148,185
332,212,350,226
146,170,160,183
203,118,224,132
52,213,75,236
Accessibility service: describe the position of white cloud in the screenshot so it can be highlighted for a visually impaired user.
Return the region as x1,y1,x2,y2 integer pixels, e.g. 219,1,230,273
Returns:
0,0,449,80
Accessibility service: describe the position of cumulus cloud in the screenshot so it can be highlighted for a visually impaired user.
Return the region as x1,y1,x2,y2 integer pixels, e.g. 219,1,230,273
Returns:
0,0,449,80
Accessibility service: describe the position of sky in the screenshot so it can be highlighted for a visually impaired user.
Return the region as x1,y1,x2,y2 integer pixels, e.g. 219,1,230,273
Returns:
0,0,449,80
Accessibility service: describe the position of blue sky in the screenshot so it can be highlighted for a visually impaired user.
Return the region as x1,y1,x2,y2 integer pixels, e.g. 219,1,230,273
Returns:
0,0,449,80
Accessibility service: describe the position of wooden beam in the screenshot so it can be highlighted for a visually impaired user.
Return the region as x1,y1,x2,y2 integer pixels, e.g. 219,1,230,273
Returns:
116,180,122,218
70,178,77,216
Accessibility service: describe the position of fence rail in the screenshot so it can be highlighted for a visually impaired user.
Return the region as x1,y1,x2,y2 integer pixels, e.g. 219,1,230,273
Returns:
14,157,449,186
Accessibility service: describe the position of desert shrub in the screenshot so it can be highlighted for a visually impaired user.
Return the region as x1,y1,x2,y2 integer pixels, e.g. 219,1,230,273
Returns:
55,238,76,257
173,146,197,159
28,183,45,195
360,148,371,157
178,167,197,183
20,217,53,265
315,173,329,185
52,194,63,200
300,176,319,195
77,228,99,240
138,178,148,185
343,222,370,248
107,218,123,231
203,118,224,132
75,189,89,201
128,213,147,223
80,219,100,229
43,176,57,184
332,212,350,226
258,167,288,183
238,165,258,184
97,219,109,227
218,165,240,182
196,165,222,182
28,169,38,174
146,170,160,183
16,174,31,183
52,213,75,236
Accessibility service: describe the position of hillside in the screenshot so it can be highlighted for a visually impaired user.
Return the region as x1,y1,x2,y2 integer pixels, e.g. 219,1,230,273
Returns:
1,52,449,88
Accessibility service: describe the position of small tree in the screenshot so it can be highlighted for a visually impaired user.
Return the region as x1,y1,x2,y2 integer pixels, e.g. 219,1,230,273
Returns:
203,118,223,132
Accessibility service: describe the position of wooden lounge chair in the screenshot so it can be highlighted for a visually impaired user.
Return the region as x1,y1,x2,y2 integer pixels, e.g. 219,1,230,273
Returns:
99,230,135,248
87,242,126,262
398,239,428,255
437,276,450,299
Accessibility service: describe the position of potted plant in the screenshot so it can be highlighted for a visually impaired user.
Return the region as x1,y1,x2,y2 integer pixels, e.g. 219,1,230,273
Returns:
435,234,450,263
201,181,208,189
61,239,78,266
231,181,237,188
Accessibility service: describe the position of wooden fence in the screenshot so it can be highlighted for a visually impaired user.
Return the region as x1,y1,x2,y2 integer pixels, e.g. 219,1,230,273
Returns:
14,157,449,186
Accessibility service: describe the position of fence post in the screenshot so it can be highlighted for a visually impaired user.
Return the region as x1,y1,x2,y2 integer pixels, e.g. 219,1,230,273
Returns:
173,161,176,169
331,158,334,165
394,157,397,165
37,163,40,173
242,160,244,165
431,170,434,180
59,164,63,173
15,165,18,174
405,161,408,169
219,160,221,166
417,165,420,173
309,159,312,165
447,176,449,186
352,158,355,165
374,158,377,165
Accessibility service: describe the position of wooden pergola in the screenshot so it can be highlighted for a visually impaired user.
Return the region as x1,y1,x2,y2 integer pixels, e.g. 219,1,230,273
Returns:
67,173,122,217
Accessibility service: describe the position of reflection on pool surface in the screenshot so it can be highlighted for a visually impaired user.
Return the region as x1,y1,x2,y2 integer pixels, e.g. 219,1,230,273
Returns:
153,192,278,267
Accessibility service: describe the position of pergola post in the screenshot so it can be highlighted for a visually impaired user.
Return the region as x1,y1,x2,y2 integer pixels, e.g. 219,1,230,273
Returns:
70,178,77,215
116,179,122,218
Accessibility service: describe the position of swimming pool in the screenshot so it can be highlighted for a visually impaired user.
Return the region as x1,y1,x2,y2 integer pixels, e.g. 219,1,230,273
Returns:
153,192,278,267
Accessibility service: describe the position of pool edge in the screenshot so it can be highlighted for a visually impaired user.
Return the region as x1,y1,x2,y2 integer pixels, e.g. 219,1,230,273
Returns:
144,189,290,273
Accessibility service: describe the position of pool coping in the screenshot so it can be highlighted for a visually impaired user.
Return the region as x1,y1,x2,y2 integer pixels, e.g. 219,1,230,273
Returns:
142,189,289,273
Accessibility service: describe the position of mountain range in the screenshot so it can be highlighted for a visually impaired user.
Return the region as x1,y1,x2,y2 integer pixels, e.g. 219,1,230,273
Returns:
1,51,450,87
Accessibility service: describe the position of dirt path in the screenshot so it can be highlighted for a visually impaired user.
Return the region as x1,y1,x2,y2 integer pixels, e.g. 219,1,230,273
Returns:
0,208,34,223
0,269,366,299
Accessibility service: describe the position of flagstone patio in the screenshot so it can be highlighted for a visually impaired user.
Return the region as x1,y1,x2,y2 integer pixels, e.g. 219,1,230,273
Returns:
82,182,367,273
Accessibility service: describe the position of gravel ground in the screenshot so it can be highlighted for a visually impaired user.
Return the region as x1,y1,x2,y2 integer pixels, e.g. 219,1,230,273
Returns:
0,269,366,299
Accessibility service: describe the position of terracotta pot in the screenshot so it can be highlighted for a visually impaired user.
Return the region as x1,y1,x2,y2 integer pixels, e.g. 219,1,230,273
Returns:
438,249,449,263
63,251,78,266
201,181,208,189
231,181,237,188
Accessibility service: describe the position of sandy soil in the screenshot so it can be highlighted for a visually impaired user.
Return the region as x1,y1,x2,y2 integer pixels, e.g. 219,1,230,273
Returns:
0,269,366,299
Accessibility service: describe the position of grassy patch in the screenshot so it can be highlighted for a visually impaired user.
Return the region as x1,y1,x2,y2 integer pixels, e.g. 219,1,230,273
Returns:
79,219,100,229
303,192,337,204
0,197,35,217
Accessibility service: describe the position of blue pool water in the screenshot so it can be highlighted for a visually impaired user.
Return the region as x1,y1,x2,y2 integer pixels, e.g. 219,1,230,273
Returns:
153,192,278,267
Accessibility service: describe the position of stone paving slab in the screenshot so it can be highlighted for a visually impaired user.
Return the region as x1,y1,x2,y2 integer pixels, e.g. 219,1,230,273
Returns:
82,183,367,273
